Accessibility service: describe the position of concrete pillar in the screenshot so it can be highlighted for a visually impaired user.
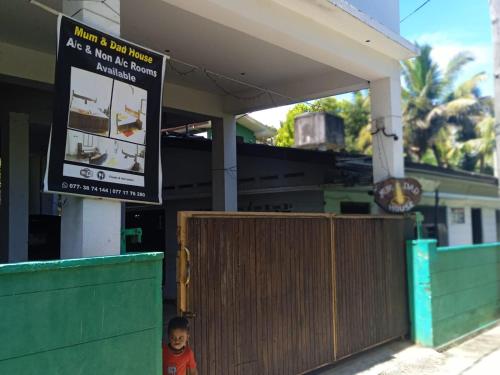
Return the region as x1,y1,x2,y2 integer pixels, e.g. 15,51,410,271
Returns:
370,65,405,183
212,115,237,211
60,198,121,258
0,113,29,263
29,153,41,214
62,0,120,35
60,0,121,258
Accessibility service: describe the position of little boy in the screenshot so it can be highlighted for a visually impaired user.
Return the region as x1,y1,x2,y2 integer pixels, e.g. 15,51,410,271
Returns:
163,317,198,375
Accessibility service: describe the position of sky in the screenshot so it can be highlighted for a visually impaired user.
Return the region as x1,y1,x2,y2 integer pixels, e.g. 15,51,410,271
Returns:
251,0,494,129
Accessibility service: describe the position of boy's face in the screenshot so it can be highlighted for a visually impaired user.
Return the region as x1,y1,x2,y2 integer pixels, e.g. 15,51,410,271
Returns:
169,328,189,350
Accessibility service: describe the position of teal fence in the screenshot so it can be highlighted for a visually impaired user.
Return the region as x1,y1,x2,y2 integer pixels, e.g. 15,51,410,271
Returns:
0,253,163,374
407,239,500,347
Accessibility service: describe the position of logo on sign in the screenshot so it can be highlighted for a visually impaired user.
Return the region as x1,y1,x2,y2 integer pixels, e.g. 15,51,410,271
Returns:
373,178,422,213
97,171,106,180
80,168,93,178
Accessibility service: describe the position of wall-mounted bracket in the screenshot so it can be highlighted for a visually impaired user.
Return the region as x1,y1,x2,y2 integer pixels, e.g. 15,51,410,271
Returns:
371,117,398,141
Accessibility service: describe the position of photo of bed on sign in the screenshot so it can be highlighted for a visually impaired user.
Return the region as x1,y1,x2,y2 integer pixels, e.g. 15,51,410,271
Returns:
67,67,112,136
110,80,147,145
65,129,145,173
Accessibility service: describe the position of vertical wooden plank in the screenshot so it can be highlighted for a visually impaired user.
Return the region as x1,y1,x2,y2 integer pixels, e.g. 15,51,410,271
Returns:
228,218,235,375
292,217,299,373
305,218,315,369
278,217,286,375
254,219,264,374
258,218,268,375
206,218,214,375
331,216,338,361
270,218,279,375
284,218,292,372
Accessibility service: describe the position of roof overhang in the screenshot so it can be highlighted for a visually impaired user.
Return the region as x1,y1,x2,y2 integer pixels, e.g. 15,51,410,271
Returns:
0,0,418,115
307,0,419,60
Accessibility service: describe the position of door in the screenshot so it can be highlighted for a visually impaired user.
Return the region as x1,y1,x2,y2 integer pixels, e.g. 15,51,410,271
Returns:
471,208,482,244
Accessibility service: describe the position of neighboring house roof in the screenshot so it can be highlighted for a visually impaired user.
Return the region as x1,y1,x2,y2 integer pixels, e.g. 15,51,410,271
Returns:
336,154,498,186
163,134,335,164
164,115,276,142
405,161,498,186
164,134,498,190
236,115,277,141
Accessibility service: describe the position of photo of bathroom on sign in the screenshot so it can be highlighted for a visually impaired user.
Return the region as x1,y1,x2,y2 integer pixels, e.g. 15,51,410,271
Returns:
65,129,145,173
67,67,113,137
110,80,148,145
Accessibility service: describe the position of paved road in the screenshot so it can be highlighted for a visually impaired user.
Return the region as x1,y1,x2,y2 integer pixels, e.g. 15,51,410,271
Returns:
317,323,500,375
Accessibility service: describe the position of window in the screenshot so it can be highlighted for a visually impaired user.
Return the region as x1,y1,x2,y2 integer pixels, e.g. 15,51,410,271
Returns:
340,202,371,214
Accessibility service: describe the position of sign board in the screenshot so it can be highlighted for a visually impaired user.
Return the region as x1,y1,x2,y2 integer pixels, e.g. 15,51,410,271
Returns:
373,178,422,213
44,15,166,204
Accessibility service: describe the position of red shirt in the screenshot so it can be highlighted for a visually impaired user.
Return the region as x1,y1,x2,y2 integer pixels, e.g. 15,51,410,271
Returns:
163,345,197,375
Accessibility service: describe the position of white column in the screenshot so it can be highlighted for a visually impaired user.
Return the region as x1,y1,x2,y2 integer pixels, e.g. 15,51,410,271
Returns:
489,1,500,181
62,1,120,35
212,115,237,211
370,65,405,183
29,153,41,214
60,0,121,258
60,198,121,258
1,113,29,263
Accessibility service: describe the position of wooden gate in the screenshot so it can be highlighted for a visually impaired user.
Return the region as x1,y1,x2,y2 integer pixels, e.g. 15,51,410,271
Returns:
177,212,412,375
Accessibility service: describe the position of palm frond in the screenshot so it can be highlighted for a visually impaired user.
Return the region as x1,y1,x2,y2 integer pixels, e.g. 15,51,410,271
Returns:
442,51,475,93
443,97,479,116
453,72,486,99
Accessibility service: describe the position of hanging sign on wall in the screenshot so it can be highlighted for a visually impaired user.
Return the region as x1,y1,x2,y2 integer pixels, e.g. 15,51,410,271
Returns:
373,177,422,213
44,15,166,204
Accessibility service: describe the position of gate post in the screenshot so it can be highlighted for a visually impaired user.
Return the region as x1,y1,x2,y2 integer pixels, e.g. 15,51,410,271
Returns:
406,239,437,347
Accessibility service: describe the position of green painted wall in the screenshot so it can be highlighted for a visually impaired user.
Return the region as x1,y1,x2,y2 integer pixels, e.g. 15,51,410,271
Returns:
236,124,256,143
0,253,164,374
324,190,341,213
207,123,257,143
323,189,375,213
407,240,500,347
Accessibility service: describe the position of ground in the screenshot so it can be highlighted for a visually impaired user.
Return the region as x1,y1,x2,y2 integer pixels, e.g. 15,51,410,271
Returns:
316,323,500,375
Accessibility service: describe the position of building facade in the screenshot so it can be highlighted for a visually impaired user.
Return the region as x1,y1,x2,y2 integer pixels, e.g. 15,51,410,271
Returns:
1,0,416,263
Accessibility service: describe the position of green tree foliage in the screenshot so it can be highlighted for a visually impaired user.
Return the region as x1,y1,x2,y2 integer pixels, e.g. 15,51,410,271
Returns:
401,44,489,168
459,116,496,174
275,44,494,174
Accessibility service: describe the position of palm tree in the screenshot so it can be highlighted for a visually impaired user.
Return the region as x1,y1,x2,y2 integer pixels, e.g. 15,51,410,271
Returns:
401,44,488,167
458,116,496,174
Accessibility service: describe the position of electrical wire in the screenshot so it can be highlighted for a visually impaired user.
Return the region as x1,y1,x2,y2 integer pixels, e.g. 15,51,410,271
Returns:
400,0,431,23
30,0,296,105
166,60,197,76
168,57,296,103
101,0,120,17
204,70,266,101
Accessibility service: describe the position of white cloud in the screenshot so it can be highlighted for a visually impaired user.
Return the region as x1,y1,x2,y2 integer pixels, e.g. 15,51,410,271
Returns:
411,32,493,96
